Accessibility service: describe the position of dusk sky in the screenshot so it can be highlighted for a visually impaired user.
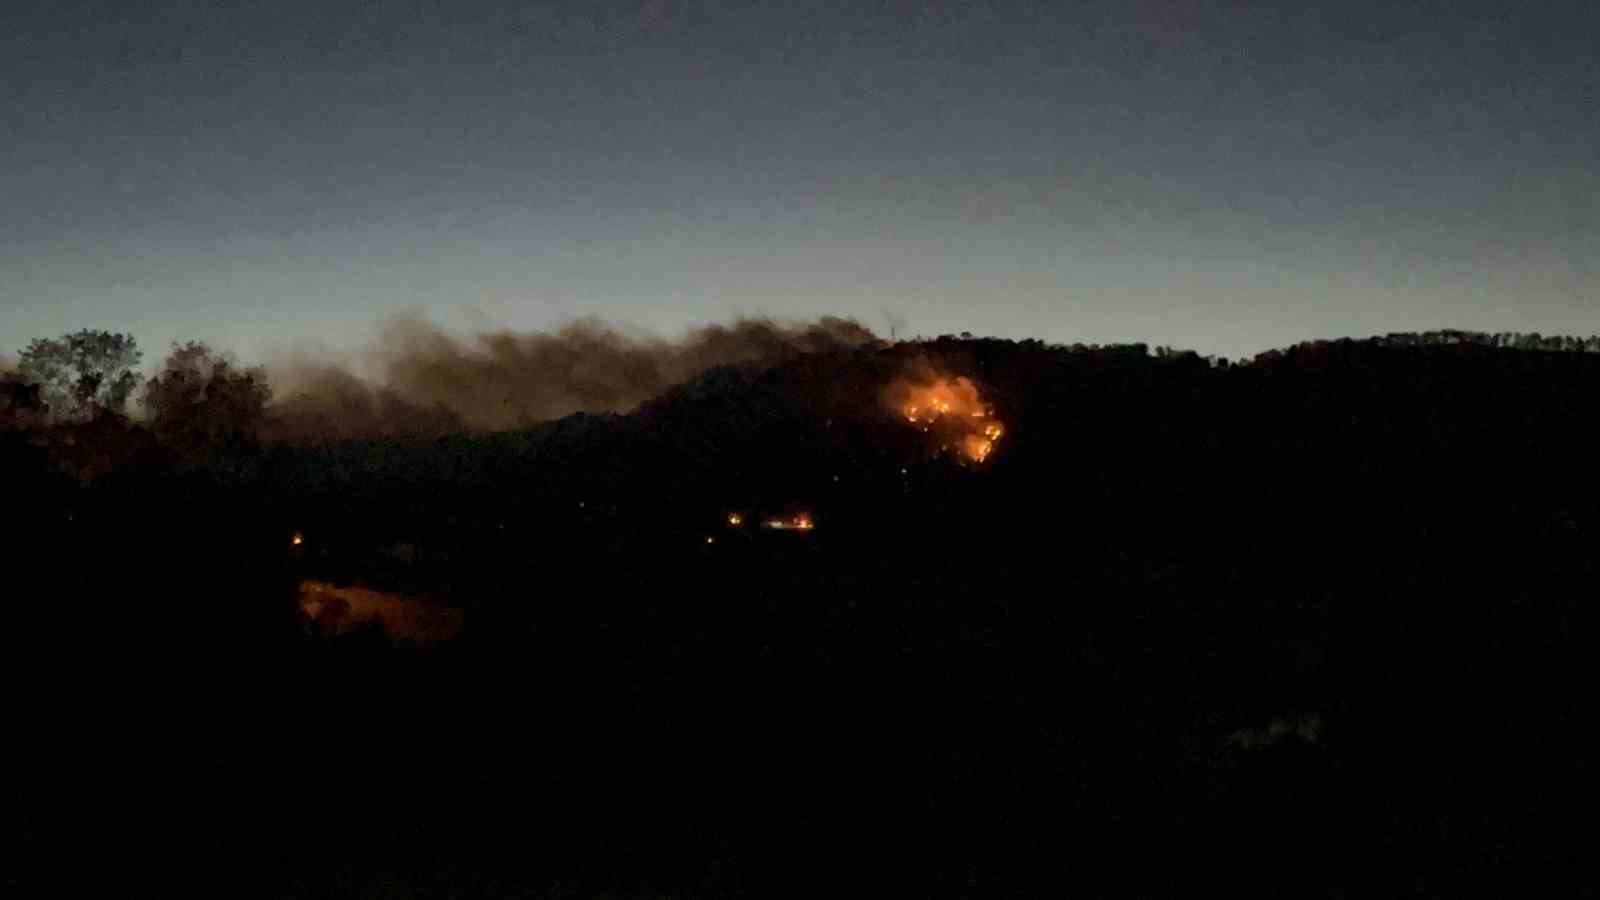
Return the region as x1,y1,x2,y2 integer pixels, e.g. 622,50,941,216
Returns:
3,0,1596,363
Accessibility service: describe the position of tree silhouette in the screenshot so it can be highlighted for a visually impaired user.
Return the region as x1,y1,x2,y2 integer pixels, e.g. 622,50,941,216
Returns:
142,342,271,458
0,379,46,429
16,330,142,421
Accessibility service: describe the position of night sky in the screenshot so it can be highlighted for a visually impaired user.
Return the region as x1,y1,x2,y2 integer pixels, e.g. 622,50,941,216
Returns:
3,0,1596,362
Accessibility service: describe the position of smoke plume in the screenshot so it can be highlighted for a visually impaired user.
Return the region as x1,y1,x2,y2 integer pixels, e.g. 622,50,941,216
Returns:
264,315,877,442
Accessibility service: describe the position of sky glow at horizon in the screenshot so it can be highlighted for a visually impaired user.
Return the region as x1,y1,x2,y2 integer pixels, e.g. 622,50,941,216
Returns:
3,1,1596,364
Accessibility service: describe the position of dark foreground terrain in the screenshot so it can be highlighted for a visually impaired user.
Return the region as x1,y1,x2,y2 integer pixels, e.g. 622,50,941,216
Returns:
9,332,1596,896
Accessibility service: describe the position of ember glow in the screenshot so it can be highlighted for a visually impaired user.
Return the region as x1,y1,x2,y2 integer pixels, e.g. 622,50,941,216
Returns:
763,514,815,531
298,580,461,644
892,375,1006,463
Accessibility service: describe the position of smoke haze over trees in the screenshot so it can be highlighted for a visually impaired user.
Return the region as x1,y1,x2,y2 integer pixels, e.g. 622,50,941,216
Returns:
260,314,878,441
142,342,272,462
16,330,142,422
12,321,1600,446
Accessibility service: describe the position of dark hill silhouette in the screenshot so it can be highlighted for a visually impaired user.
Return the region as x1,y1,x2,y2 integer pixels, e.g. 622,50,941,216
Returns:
10,331,1598,896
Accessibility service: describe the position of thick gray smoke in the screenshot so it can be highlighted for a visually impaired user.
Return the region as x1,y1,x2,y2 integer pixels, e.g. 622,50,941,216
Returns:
264,315,877,442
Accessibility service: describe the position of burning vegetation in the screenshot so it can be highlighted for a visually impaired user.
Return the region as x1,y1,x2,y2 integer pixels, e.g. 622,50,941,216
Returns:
891,374,1006,463
762,514,814,531
709,510,812,537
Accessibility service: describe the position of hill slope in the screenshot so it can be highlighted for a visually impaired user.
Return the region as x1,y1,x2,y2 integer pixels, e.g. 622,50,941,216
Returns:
11,334,1599,896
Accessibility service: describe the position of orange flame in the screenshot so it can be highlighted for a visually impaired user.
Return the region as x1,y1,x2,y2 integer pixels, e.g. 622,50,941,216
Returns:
891,375,1005,463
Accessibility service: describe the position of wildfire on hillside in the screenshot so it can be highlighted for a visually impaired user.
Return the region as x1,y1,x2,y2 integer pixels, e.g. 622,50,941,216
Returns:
890,374,1006,463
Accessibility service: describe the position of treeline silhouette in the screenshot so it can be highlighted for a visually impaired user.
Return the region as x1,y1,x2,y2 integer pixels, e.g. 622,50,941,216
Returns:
7,328,1598,896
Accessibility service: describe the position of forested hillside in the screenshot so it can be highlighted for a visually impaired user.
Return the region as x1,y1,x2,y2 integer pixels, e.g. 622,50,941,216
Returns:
8,331,1596,896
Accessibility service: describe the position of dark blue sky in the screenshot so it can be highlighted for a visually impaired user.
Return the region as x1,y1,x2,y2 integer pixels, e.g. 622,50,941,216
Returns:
3,0,1596,361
